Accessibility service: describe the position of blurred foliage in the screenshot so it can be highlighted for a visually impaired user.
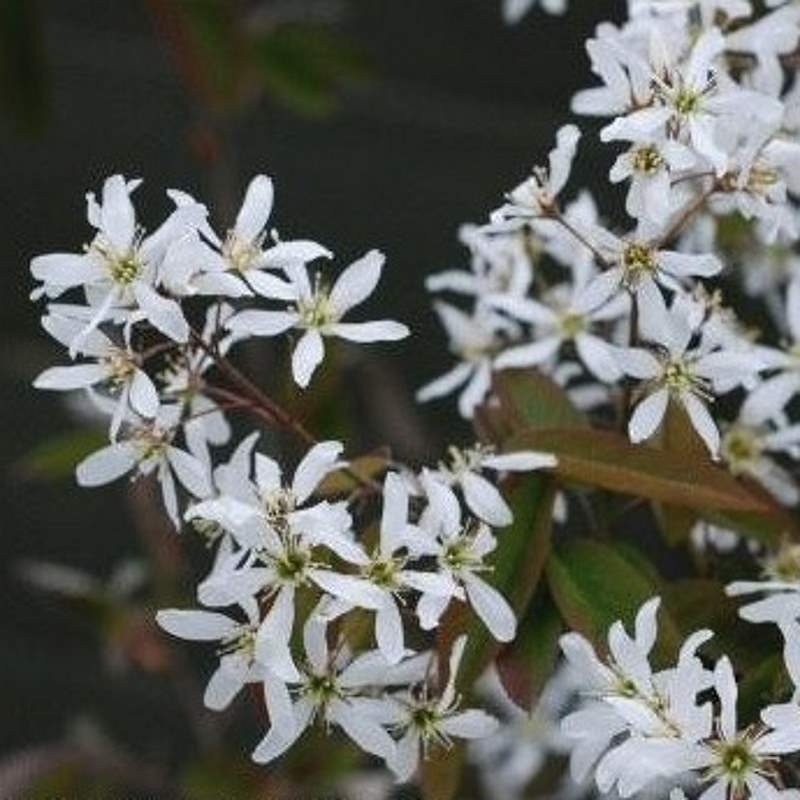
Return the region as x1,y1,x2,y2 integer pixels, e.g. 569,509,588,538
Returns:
146,0,370,119
0,0,49,134
14,427,107,481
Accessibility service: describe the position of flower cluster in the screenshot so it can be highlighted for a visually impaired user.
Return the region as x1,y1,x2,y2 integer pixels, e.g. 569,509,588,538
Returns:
27,0,800,795
561,597,800,799
29,173,557,781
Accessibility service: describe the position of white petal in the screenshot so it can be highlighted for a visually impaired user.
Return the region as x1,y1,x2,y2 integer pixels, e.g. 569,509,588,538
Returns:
246,270,296,300
482,451,557,472
76,442,137,486
227,309,298,337
33,364,105,391
439,709,498,739
101,175,136,250
166,446,212,498
464,574,516,642
680,392,720,457
495,336,561,370
327,320,409,342
416,362,473,403
156,608,236,640
129,368,159,418
234,175,274,242
462,472,513,527
328,249,385,315
329,699,396,761
375,599,405,665
292,329,325,388
132,282,189,343
310,570,386,610
255,586,299,682
292,440,344,503
204,657,248,710
628,388,669,443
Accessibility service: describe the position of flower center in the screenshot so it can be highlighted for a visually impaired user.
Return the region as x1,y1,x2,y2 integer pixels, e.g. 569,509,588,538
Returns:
222,231,264,272
673,87,703,115
131,425,170,461
764,543,800,583
274,546,311,583
721,426,762,472
622,242,656,286
364,554,406,590
217,625,257,661
632,145,664,175
662,357,696,393
558,311,586,338
297,291,336,328
102,348,137,388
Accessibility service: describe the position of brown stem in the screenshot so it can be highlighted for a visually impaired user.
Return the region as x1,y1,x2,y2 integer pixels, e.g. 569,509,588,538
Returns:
658,179,719,247
192,331,383,494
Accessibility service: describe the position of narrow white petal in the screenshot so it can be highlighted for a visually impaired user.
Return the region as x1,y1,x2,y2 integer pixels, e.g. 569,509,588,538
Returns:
156,608,237,640
76,443,137,486
292,329,325,388
628,389,669,444
464,574,517,642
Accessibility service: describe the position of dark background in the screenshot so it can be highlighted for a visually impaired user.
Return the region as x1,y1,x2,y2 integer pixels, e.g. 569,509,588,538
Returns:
0,0,618,787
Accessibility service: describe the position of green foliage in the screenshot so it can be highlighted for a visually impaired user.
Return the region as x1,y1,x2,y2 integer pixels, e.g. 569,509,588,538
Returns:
546,538,682,664
15,427,107,481
510,427,772,513
0,0,49,134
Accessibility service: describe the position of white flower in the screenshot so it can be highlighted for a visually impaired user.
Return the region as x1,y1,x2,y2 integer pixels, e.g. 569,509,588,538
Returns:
727,542,800,627
75,405,212,527
156,602,264,710
416,303,505,419
187,441,386,680
416,475,517,641
719,417,800,505
227,250,409,387
316,472,455,664
689,657,795,800
490,278,630,385
609,134,696,225
493,125,581,224
431,444,557,527
586,223,724,319
468,666,577,800
30,175,207,351
426,224,533,305
386,635,499,783
166,174,332,299
34,312,158,439
252,608,427,766
605,28,783,175
571,36,653,118
616,299,762,456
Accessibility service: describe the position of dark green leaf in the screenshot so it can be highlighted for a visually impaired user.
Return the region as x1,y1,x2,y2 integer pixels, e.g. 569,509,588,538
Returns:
510,428,771,514
547,539,681,665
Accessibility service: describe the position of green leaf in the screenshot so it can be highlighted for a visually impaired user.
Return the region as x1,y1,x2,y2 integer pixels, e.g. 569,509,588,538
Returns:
737,653,793,726
493,369,587,433
254,25,369,117
510,427,771,514
663,579,782,673
441,475,557,693
547,539,681,664
497,588,563,708
15,427,107,481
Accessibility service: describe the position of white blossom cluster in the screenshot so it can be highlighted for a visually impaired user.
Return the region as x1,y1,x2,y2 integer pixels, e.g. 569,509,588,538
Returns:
29,173,559,780
560,597,800,799
26,0,800,795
